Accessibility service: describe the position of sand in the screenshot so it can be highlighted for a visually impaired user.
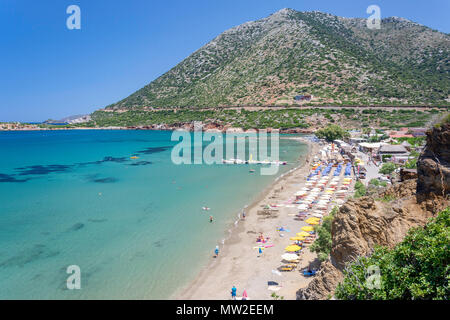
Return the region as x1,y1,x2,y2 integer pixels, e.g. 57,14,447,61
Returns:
174,139,323,300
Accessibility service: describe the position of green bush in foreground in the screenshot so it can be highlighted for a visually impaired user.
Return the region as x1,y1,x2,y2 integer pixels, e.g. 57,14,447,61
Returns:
335,207,450,300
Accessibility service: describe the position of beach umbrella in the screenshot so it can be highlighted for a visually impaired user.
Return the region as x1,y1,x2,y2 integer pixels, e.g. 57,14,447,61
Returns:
306,220,319,225
312,213,323,218
285,245,301,252
296,231,311,237
301,226,314,232
290,236,306,241
281,253,299,261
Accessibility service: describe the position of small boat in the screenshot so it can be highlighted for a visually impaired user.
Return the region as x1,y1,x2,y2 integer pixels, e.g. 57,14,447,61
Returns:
249,169,255,173
130,156,139,159
202,207,210,211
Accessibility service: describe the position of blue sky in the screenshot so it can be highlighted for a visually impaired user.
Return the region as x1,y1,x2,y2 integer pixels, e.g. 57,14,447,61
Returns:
1,0,449,122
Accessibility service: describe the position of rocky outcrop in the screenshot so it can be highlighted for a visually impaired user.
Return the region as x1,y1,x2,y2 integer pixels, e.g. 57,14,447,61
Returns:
417,123,450,200
297,179,448,300
400,168,418,181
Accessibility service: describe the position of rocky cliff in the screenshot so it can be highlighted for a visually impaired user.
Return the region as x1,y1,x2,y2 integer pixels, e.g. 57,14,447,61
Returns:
417,122,450,200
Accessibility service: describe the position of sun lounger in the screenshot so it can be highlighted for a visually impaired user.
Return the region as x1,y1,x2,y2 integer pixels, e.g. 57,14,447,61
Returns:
280,265,296,272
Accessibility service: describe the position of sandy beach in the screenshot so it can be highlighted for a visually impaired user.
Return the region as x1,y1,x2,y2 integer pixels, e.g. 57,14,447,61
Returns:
174,139,324,300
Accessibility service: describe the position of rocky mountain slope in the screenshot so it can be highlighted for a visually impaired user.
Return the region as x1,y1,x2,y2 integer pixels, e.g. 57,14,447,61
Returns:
105,8,450,110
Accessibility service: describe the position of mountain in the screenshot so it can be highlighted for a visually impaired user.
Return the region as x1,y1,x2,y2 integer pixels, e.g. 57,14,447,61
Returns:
103,8,450,110
60,114,92,124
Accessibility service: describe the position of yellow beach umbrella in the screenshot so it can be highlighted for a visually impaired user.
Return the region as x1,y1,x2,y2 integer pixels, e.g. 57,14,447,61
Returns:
307,221,319,225
305,218,320,224
301,226,314,232
297,231,311,237
285,245,301,252
290,236,306,241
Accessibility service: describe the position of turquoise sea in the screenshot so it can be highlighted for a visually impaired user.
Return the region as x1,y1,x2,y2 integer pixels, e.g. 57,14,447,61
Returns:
0,130,307,299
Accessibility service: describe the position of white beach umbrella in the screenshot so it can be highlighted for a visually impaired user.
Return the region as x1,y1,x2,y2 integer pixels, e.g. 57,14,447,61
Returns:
281,253,299,261
271,269,283,276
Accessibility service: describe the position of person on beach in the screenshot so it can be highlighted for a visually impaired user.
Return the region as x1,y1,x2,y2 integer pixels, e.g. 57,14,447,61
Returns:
209,215,213,223
231,286,237,300
242,290,248,300
242,211,246,220
214,246,219,257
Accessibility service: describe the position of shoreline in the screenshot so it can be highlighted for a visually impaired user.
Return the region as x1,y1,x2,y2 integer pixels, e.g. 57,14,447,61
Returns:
0,127,314,134
173,138,321,300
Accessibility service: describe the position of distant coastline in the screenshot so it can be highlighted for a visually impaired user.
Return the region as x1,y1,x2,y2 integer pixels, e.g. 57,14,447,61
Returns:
0,125,315,134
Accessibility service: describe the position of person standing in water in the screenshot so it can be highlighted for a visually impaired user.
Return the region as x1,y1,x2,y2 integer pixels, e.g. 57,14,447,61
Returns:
214,245,219,257
209,215,213,223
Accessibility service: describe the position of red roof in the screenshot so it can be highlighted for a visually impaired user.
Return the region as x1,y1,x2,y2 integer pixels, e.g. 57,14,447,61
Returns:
390,134,414,138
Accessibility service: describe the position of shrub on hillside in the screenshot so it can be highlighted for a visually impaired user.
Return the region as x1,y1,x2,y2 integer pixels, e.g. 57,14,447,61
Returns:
335,208,450,300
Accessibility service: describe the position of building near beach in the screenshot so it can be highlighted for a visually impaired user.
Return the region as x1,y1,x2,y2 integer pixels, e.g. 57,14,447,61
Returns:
294,94,312,101
378,144,410,163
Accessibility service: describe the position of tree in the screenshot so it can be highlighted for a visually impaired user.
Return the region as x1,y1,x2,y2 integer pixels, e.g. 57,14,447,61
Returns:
315,124,350,142
379,162,396,175
310,207,338,261
404,158,417,169
362,127,371,135
354,181,367,198
335,208,450,300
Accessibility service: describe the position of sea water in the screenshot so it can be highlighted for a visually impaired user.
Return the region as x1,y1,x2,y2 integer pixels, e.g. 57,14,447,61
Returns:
0,130,307,299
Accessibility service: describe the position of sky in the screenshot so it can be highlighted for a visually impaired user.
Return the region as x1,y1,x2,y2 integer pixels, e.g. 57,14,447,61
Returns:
1,0,449,122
